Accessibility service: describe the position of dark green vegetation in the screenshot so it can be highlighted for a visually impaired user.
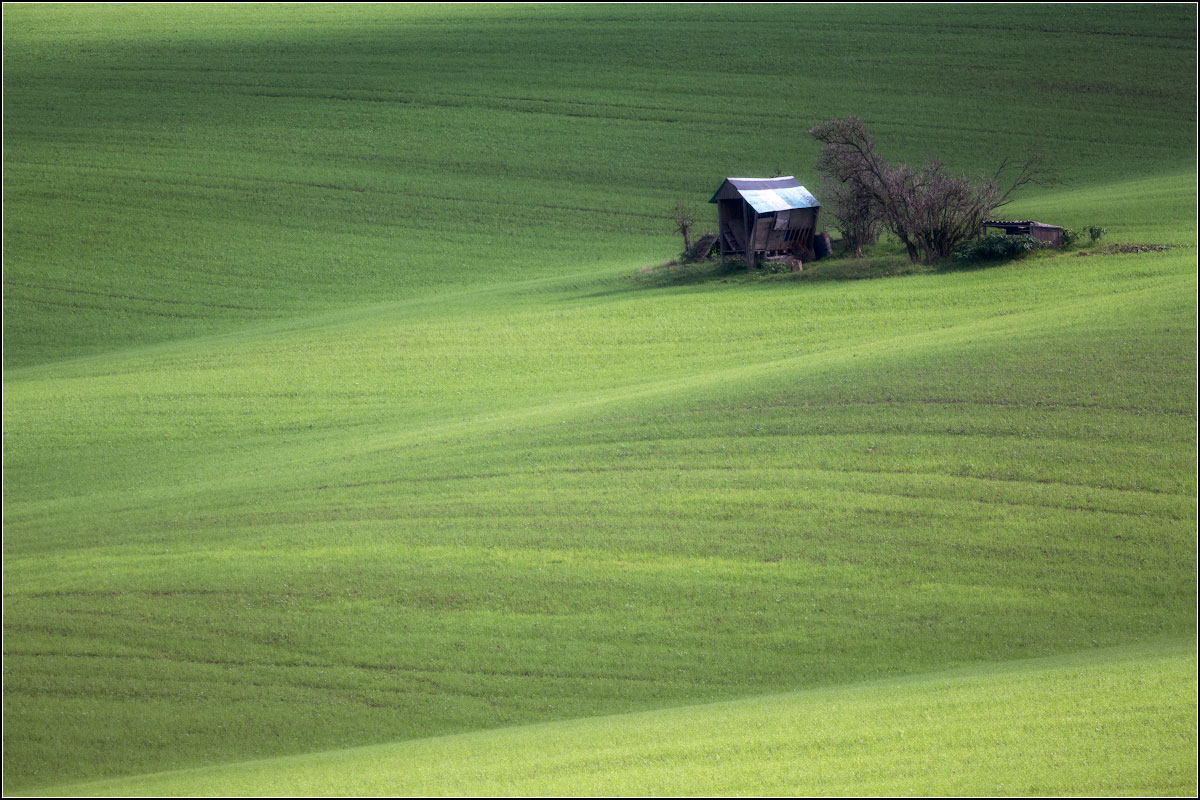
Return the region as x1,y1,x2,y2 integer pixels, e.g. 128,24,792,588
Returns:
4,3,1196,794
953,233,1044,264
4,3,1195,367
40,643,1200,796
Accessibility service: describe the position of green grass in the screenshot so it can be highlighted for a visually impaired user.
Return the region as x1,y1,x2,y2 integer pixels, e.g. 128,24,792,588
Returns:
32,641,1198,797
4,3,1195,367
5,231,1195,790
3,3,1196,795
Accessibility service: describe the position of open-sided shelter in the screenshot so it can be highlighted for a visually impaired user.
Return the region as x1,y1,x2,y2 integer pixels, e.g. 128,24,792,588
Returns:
982,220,1065,249
709,176,821,267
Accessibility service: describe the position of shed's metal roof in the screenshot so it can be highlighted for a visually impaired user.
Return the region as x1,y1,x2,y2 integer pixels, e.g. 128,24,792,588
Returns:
983,219,1063,230
709,176,820,213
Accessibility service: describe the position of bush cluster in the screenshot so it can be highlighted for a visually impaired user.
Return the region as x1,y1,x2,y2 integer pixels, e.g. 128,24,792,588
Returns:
952,233,1041,264
810,117,1057,264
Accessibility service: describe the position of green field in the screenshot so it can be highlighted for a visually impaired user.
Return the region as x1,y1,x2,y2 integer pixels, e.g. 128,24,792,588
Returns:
4,3,1196,795
37,643,1200,797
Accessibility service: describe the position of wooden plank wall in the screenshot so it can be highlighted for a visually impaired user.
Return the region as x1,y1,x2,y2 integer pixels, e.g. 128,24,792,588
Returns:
716,202,820,258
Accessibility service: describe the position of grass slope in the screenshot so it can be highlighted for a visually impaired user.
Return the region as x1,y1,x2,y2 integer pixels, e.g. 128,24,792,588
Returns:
34,641,1199,797
4,3,1197,794
4,3,1195,366
5,228,1195,788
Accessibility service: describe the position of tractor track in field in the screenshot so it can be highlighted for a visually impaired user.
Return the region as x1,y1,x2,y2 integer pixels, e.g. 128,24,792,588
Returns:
4,157,668,221
4,648,692,694
15,296,213,320
4,280,275,312
221,460,1194,526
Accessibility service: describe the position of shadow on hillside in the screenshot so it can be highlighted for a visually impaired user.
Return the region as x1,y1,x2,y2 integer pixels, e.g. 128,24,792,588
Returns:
610,246,937,296
584,233,1186,301
608,236,1156,296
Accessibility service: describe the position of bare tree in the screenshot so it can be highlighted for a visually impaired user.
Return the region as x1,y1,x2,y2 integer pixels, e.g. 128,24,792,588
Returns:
824,177,880,258
810,117,1056,263
670,199,697,256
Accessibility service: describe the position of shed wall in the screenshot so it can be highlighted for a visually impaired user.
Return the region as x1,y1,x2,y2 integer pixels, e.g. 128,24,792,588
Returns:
1031,227,1063,248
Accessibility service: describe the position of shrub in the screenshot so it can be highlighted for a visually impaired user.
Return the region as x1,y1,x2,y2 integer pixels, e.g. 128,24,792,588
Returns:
822,178,880,258
1084,225,1108,243
952,233,1040,264
670,200,698,255
809,117,1057,264
1061,228,1080,248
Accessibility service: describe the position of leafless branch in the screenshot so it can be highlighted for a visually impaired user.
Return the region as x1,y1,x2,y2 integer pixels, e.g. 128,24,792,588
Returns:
810,118,1058,263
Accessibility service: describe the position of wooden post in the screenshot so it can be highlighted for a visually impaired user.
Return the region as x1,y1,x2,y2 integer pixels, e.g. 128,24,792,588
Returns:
746,209,757,269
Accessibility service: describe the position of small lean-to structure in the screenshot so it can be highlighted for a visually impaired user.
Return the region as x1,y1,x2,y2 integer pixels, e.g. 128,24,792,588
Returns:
982,220,1066,249
709,176,821,267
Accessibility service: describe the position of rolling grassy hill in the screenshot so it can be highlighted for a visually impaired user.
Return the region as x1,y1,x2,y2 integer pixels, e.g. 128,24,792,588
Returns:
4,3,1196,795
37,642,1200,797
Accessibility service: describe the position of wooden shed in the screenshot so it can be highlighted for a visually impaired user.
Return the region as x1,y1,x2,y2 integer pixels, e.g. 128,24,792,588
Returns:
709,176,821,267
982,220,1065,249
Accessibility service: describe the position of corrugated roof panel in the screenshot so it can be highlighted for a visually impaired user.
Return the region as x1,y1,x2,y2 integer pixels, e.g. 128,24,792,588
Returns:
727,176,803,192
739,185,820,213
709,176,821,210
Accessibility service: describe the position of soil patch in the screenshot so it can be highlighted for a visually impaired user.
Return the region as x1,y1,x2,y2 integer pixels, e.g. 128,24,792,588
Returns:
1075,243,1172,256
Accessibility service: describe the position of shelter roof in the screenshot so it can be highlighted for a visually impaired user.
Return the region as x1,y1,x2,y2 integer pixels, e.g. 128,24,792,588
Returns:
709,176,821,213
983,220,1064,230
